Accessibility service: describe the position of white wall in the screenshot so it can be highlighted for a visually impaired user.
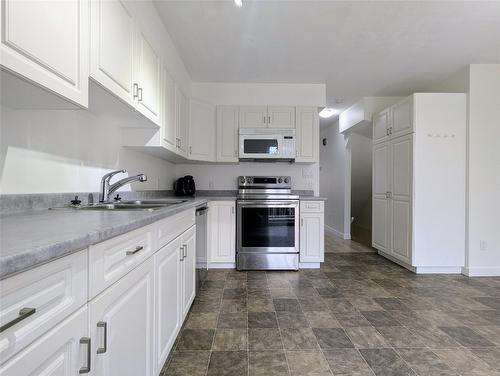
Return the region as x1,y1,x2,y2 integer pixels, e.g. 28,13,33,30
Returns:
464,64,500,276
192,83,325,106
0,106,176,194
175,163,319,194
319,120,349,237
349,133,372,230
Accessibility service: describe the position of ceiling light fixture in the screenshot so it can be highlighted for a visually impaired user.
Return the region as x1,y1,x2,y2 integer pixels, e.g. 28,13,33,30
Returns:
319,108,338,118
234,0,243,7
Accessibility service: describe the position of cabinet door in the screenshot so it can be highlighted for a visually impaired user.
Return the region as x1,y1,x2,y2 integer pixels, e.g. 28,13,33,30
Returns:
208,201,236,264
391,97,413,138
0,307,89,376
0,0,89,106
175,86,189,157
390,134,412,263
372,142,390,251
90,0,135,106
239,106,267,128
154,239,182,375
216,106,239,162
373,108,390,144
268,106,295,128
136,31,160,125
299,212,324,263
161,67,176,152
181,227,196,319
295,107,319,162
189,99,216,161
90,258,154,376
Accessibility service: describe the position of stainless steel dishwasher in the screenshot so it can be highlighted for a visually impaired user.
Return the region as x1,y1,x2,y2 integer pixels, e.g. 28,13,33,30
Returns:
195,205,209,293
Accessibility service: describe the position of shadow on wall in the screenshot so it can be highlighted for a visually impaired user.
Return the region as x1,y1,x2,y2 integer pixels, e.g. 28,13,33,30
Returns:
0,105,176,193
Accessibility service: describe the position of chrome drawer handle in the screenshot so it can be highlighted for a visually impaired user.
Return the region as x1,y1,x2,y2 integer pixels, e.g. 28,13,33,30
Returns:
97,321,107,354
0,307,36,333
138,87,143,102
126,245,144,256
79,337,91,374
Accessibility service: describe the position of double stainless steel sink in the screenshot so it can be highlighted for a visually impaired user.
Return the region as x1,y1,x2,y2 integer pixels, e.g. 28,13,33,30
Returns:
51,199,188,212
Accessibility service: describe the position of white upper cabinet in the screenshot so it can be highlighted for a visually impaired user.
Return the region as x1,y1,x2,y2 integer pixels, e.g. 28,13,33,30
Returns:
189,99,216,161
217,106,239,162
373,108,391,143
373,96,414,144
391,97,413,138
239,106,268,128
295,106,319,162
161,67,177,152
268,106,295,128
90,0,135,106
135,31,161,125
0,0,89,107
175,86,189,157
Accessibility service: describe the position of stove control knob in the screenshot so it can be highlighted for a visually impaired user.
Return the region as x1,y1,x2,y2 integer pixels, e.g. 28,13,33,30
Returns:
278,178,283,183
240,177,246,184
284,177,290,184
248,177,253,184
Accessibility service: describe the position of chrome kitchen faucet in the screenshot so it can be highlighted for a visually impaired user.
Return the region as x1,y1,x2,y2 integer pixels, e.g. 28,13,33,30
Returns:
99,170,147,202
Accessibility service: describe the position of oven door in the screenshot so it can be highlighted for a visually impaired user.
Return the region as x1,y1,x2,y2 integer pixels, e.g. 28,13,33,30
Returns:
239,135,281,159
237,200,299,253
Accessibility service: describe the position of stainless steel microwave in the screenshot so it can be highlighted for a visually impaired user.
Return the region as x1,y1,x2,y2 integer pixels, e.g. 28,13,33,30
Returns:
239,128,296,161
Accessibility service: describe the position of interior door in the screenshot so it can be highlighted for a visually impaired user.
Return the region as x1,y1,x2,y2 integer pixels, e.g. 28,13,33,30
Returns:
373,109,390,143
0,308,89,375
136,31,160,125
372,142,390,251
239,106,267,128
295,107,318,162
90,0,134,105
216,106,239,162
390,134,412,263
154,239,182,374
268,106,295,128
162,67,176,151
391,97,413,138
90,258,154,376
181,227,196,319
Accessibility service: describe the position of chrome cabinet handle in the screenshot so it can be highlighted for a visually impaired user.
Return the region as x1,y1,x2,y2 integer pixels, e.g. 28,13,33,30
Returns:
189,146,192,154
138,87,143,102
0,307,36,333
268,116,271,124
180,246,184,261
126,245,144,256
79,337,91,374
183,244,187,259
263,115,266,124
133,83,138,99
96,321,107,354
231,206,235,214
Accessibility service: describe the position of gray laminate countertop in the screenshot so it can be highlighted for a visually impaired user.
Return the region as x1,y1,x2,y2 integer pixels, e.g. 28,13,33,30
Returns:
0,194,325,279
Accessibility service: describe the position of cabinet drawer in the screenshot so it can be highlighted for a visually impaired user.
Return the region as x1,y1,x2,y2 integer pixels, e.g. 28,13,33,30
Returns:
89,224,155,299
300,201,324,213
0,250,87,363
156,209,195,250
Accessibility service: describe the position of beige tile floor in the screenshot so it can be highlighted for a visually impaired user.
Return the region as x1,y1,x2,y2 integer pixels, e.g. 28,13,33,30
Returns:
161,233,500,376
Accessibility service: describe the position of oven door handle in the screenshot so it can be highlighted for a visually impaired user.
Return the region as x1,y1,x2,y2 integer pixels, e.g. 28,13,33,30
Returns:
237,201,299,206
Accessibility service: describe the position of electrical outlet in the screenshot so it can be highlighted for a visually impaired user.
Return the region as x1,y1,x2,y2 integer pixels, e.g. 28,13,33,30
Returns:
208,180,214,189
480,240,488,251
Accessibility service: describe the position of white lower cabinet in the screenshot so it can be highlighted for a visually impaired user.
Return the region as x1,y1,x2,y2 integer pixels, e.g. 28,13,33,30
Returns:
299,201,325,264
154,238,182,375
0,307,89,375
180,226,196,319
90,258,154,376
208,201,236,266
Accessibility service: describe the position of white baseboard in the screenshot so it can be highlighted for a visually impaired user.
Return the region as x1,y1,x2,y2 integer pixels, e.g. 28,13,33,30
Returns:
299,262,321,269
325,225,350,240
377,250,416,273
208,263,235,269
461,266,500,277
415,266,462,274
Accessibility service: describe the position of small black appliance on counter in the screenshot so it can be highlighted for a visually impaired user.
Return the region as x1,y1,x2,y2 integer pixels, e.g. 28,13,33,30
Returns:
174,175,196,196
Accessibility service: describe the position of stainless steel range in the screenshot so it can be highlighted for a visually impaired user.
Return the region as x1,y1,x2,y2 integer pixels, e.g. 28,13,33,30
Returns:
236,176,299,270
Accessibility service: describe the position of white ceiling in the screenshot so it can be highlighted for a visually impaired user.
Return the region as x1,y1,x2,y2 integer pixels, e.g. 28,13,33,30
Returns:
154,1,500,111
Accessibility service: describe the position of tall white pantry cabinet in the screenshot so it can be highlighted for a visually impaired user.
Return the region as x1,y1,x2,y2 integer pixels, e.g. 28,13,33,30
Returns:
372,93,466,273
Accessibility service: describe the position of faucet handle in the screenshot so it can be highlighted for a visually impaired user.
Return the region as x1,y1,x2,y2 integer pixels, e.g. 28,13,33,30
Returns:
101,170,126,182
70,196,82,206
